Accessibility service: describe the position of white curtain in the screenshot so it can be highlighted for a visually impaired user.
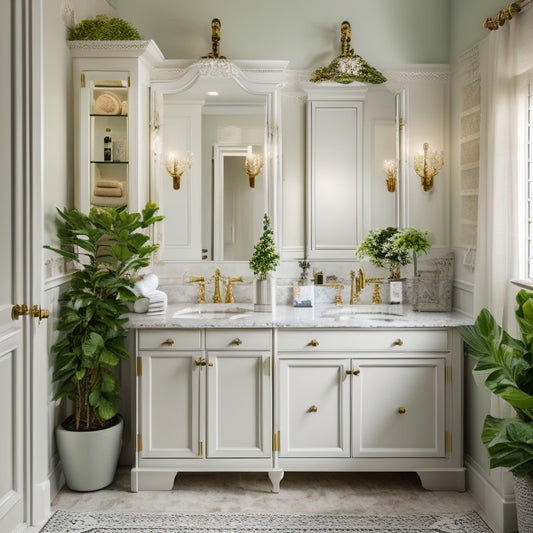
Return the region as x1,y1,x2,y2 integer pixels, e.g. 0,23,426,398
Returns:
474,19,521,322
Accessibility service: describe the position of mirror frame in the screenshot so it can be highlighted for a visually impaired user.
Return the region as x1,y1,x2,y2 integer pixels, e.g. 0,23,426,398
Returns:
150,59,288,263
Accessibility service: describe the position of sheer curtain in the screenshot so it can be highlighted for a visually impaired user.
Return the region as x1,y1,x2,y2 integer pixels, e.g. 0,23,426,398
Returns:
474,19,521,322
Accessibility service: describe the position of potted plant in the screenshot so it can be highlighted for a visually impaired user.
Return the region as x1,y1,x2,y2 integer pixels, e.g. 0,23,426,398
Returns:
67,15,142,41
46,203,163,491
458,290,533,532
249,213,279,311
393,227,433,277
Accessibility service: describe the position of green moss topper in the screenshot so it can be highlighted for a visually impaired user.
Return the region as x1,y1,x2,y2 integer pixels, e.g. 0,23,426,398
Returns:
68,15,141,41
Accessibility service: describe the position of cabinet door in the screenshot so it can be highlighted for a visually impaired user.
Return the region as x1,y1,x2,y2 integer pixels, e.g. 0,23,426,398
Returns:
352,358,445,457
140,351,201,458
279,358,350,457
206,351,271,458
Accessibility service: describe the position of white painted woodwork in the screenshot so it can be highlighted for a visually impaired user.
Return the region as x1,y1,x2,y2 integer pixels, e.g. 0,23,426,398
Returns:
352,358,445,457
278,358,350,457
0,324,24,533
156,101,203,261
276,328,449,352
140,351,201,458
70,41,162,214
206,352,271,457
305,95,364,258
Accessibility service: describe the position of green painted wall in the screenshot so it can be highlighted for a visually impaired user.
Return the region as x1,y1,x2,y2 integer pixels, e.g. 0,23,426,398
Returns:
110,0,450,67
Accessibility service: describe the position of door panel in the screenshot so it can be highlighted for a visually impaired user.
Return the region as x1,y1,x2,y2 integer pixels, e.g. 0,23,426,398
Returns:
279,358,350,457
140,352,201,458
352,358,445,457
207,352,271,458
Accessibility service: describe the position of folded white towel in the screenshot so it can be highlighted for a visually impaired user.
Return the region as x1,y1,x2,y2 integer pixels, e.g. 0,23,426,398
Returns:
135,273,159,296
133,297,150,313
147,308,166,315
146,289,167,304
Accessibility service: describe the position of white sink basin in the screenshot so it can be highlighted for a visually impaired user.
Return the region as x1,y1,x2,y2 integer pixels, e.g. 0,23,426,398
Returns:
173,304,252,320
321,305,404,320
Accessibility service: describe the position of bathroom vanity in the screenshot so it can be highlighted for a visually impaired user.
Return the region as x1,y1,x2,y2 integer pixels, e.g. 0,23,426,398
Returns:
127,304,470,493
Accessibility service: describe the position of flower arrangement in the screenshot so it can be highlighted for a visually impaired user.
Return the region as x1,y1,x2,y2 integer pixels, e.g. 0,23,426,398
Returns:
356,227,433,280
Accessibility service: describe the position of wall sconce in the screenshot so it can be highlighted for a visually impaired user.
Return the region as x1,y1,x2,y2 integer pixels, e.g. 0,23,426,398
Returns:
383,159,397,192
165,152,192,190
245,146,264,188
414,142,444,192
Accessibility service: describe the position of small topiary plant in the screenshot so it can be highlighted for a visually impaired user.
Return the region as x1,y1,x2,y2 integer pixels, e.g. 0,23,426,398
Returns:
68,15,142,41
249,214,280,281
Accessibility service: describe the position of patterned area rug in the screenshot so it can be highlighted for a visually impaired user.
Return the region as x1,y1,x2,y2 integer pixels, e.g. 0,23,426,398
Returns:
39,510,493,532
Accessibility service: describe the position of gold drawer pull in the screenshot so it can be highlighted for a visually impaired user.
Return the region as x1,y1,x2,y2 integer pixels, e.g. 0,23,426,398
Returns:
309,339,319,347
393,338,404,346
232,338,243,346
163,338,175,346
308,405,318,413
398,407,406,414
195,358,207,366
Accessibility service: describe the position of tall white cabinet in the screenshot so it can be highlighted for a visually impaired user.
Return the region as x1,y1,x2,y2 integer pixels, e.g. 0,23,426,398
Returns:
69,40,163,213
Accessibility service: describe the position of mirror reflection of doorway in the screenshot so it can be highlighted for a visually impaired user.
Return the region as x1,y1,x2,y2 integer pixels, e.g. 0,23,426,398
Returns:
213,145,266,260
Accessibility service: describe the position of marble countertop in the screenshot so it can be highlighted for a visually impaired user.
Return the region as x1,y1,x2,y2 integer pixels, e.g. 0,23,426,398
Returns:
125,303,473,329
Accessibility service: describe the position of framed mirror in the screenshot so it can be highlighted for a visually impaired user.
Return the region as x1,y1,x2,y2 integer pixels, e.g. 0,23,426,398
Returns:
150,59,287,263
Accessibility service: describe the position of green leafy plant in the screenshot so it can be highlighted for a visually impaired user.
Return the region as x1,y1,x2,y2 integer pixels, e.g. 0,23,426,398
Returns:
356,227,432,280
393,228,433,277
458,290,533,478
68,15,142,41
249,214,279,281
298,260,311,285
46,203,163,431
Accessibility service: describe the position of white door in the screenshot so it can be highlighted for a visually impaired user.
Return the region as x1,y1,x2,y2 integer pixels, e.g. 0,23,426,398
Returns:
206,352,271,458
0,2,48,531
278,358,351,458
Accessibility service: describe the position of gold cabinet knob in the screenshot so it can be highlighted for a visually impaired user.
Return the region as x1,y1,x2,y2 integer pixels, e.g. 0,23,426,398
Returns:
346,369,361,376
398,407,406,414
208,362,214,367
163,338,175,346
393,338,404,346
232,338,243,345
309,405,318,413
309,339,319,347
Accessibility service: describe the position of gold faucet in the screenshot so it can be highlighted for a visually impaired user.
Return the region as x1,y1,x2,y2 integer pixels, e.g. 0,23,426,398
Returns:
365,277,385,304
350,268,366,304
213,269,222,303
225,276,243,303
325,283,344,305
189,276,206,304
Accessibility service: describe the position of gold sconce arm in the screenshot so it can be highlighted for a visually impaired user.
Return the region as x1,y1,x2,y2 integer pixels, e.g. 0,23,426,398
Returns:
383,159,397,193
201,18,226,60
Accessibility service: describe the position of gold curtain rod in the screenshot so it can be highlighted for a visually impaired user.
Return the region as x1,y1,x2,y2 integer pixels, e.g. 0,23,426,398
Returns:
483,0,532,30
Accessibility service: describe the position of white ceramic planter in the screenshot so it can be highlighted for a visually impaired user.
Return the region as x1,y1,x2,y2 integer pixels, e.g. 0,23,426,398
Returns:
56,416,123,491
254,277,274,312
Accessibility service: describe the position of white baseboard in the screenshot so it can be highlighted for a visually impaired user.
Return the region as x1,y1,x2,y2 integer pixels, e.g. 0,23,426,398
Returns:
466,457,517,533
31,479,51,526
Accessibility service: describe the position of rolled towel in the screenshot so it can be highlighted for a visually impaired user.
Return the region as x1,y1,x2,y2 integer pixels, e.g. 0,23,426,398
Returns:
93,186,123,198
135,274,159,297
95,179,124,190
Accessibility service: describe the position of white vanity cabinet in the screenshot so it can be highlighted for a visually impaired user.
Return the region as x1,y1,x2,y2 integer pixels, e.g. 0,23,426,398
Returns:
132,328,272,491
275,328,464,491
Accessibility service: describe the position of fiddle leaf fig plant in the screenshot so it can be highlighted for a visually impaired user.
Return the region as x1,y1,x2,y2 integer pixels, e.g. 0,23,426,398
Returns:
45,203,163,431
249,213,279,281
458,290,533,478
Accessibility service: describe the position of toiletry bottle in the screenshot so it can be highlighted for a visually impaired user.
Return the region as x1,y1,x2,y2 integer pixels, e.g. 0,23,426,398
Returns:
104,128,112,162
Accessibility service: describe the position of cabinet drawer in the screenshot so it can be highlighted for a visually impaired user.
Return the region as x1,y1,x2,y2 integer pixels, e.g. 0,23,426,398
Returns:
277,329,448,352
206,329,271,350
138,329,202,350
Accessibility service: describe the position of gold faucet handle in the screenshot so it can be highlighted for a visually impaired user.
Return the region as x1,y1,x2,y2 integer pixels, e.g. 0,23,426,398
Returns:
189,276,205,283
189,277,206,304
224,277,243,303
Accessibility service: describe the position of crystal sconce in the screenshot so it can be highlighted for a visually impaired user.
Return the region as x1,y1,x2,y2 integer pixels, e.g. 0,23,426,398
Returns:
165,152,192,190
245,146,264,188
383,159,397,192
414,142,444,192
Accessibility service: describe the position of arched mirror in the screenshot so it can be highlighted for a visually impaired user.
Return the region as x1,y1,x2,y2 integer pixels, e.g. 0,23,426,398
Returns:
150,59,287,262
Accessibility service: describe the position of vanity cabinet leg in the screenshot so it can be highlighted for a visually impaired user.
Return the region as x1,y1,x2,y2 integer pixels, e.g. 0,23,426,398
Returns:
268,470,284,493
417,469,466,491
132,468,179,491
